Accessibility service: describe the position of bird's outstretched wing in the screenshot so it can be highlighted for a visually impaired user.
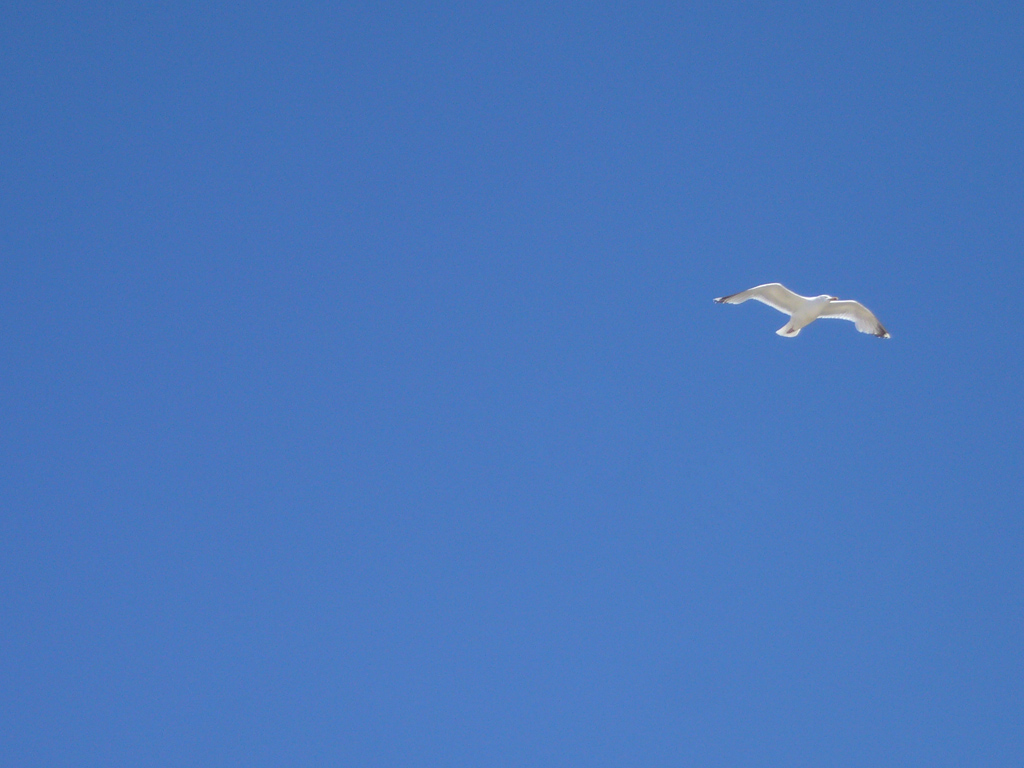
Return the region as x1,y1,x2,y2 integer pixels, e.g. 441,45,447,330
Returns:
713,283,806,316
818,300,890,338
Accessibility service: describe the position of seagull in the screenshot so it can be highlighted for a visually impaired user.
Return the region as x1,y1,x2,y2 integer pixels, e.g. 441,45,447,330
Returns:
714,283,890,338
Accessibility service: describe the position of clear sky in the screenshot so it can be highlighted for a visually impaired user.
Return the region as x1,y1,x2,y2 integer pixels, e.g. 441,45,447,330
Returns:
3,2,1022,766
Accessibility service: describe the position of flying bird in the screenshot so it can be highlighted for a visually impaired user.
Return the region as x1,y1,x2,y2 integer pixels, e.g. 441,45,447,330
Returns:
714,283,890,338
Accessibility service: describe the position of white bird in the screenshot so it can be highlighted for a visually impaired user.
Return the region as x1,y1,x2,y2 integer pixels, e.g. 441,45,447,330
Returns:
714,283,890,338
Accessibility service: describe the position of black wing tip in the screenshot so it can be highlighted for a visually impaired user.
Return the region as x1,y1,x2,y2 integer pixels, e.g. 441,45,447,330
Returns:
875,327,891,339
714,294,735,304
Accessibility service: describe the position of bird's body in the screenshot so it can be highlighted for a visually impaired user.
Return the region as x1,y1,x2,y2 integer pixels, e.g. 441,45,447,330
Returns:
714,283,890,339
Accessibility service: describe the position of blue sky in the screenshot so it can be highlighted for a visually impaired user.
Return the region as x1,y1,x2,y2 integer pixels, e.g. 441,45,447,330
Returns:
3,2,1022,765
